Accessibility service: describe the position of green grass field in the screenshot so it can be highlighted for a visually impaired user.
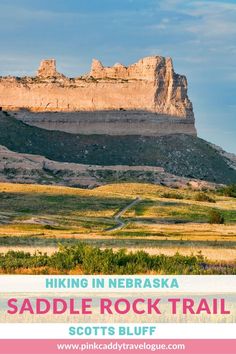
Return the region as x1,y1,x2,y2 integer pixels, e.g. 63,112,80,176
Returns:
0,182,236,274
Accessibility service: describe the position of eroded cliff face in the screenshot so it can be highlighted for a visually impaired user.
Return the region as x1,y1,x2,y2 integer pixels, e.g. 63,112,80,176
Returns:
0,56,193,117
15,110,196,136
154,57,193,119
37,59,59,77
89,56,193,119
0,56,196,136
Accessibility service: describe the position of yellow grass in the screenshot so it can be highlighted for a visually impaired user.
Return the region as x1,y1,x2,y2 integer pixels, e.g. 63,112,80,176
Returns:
0,182,236,262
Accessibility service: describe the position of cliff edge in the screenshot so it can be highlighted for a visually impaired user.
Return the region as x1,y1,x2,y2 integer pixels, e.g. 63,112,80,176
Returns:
88,56,193,119
0,55,194,118
0,55,196,136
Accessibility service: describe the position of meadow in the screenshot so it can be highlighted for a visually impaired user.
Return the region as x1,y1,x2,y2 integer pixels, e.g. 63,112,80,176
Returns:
0,182,235,274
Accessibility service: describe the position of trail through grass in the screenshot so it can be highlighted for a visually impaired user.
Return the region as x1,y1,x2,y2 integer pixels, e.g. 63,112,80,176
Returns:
0,182,235,269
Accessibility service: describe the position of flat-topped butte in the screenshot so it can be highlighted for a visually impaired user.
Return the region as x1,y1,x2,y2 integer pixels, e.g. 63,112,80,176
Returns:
0,56,196,136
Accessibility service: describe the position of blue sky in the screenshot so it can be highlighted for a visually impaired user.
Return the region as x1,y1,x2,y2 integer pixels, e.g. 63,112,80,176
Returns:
0,0,235,152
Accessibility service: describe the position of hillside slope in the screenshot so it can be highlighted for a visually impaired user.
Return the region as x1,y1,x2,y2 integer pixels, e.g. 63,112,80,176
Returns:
0,145,219,189
0,111,235,184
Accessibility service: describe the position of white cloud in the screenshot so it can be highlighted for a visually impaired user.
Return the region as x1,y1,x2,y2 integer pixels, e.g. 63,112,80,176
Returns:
156,0,236,39
185,2,236,38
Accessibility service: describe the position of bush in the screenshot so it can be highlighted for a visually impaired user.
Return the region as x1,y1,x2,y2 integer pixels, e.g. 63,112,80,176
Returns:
195,192,215,203
0,243,205,274
208,210,225,224
161,192,184,199
2,242,236,274
221,184,236,198
0,250,49,272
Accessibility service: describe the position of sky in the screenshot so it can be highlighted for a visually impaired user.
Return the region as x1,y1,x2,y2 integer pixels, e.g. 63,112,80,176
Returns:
0,0,235,152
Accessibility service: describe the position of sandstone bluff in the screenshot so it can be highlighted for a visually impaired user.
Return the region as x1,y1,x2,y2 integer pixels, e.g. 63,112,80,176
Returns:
0,56,196,136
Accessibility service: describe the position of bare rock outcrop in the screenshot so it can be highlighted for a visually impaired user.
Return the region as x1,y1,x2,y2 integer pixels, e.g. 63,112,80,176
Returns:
0,56,194,117
36,59,66,81
0,144,219,189
14,110,197,136
89,56,193,119
37,59,59,77
0,55,196,136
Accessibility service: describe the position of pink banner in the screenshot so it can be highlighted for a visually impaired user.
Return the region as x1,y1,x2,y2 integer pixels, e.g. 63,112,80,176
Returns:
0,339,235,354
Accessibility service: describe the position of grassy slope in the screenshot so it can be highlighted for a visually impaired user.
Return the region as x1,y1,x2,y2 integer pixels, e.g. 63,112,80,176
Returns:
0,182,235,268
0,112,236,184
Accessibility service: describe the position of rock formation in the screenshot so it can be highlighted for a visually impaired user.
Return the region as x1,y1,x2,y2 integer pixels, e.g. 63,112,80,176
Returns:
1,57,236,187
0,55,196,136
37,59,59,77
14,110,196,136
0,56,193,117
89,56,193,119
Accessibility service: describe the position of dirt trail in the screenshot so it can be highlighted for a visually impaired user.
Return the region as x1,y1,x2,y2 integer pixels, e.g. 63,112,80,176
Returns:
106,197,141,232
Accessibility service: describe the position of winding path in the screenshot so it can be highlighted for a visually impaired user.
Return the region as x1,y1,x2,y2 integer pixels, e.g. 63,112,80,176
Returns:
106,197,141,232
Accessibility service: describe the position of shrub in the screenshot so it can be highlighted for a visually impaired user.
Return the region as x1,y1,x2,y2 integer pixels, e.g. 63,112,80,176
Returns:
221,184,236,198
208,210,225,224
161,192,184,199
2,242,235,274
0,250,49,272
195,192,215,203
0,243,205,275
